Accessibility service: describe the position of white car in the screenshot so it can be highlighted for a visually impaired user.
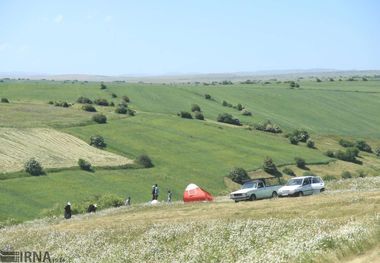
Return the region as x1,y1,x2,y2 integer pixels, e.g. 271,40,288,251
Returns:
278,176,325,197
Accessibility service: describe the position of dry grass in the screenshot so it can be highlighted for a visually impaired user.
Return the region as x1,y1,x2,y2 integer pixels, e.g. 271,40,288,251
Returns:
0,128,132,172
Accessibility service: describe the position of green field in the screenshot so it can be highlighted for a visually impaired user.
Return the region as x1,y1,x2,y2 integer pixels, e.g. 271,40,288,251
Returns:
0,78,379,222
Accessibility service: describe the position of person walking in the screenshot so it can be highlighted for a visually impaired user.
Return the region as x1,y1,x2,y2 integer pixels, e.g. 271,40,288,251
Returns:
167,190,172,203
64,202,72,219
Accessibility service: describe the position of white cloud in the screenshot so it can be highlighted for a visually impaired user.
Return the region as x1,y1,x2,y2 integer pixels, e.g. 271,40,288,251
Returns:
54,14,64,24
104,15,113,23
0,42,10,51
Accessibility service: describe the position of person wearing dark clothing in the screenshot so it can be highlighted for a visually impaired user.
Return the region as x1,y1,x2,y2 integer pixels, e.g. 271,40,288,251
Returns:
125,196,131,206
87,204,97,213
64,202,72,219
151,185,156,200
153,184,159,200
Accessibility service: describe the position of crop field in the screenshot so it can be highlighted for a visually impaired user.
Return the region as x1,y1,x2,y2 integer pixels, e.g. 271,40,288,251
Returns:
1,177,379,263
0,128,131,173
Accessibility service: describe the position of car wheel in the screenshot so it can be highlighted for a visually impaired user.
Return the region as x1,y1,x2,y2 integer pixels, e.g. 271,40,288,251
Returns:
298,192,304,197
249,194,256,201
320,188,325,192
272,192,278,198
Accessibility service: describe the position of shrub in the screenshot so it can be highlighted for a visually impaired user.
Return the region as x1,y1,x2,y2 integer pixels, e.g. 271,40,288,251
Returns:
339,139,354,148
82,104,97,112
137,154,153,168
341,171,352,179
97,193,124,208
90,135,106,149
323,175,336,181
94,98,110,106
289,136,299,145
217,113,241,126
122,96,130,103
263,157,278,175
78,159,92,171
288,129,309,143
375,147,380,157
357,170,367,178
334,148,358,163
316,78,322,82
92,114,107,124
282,167,295,176
254,120,282,133
362,77,368,81
115,105,127,114
355,140,372,153
228,167,250,184
24,158,44,176
222,100,228,107
48,101,54,105
241,109,252,116
110,102,115,106
100,83,107,89
111,93,117,98
295,157,306,168
204,94,211,100
1,98,9,103
325,150,334,157
127,109,136,116
236,103,243,111
76,96,93,104
191,104,201,112
306,139,315,148
178,111,192,119
194,111,204,120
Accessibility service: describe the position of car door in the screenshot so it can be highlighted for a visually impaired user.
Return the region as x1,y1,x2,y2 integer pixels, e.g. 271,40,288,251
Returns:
311,177,323,192
256,182,265,199
302,177,313,195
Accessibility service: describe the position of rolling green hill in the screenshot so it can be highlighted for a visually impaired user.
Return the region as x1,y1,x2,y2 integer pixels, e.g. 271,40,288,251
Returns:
0,78,379,222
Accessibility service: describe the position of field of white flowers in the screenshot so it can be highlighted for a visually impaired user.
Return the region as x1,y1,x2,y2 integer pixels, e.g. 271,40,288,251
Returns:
1,177,379,263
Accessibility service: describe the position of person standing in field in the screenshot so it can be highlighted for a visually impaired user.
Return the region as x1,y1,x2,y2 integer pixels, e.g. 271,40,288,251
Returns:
64,202,72,219
151,185,156,200
167,190,172,203
153,184,159,200
125,196,131,206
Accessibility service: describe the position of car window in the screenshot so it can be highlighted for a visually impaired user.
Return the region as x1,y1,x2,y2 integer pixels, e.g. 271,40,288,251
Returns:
286,179,303,186
312,177,320,183
242,182,257,189
303,178,311,185
258,182,264,188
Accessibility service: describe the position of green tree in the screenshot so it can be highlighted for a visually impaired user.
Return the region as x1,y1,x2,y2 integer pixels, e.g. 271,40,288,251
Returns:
25,158,44,176
228,167,250,184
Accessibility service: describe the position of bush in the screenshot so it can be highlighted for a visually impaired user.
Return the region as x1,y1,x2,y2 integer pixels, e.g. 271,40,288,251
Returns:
76,96,93,104
178,111,192,119
282,167,295,176
254,120,282,133
191,104,201,112
94,98,110,106
236,103,243,111
82,104,97,112
194,111,204,120
228,167,250,184
222,100,228,107
1,98,9,103
54,101,70,107
288,129,309,143
78,159,92,171
92,114,107,124
111,93,117,98
289,136,299,145
48,101,54,105
263,157,278,175
339,139,354,148
295,157,306,168
325,150,334,157
204,94,211,100
137,154,153,168
127,109,136,116
341,171,352,179
122,96,130,103
100,83,107,89
323,175,336,181
375,147,380,157
355,140,372,153
110,102,115,106
97,193,124,208
115,105,127,114
316,78,322,82
306,139,315,148
357,170,367,178
24,158,44,176
217,113,241,126
334,148,358,163
90,135,106,149
241,109,252,116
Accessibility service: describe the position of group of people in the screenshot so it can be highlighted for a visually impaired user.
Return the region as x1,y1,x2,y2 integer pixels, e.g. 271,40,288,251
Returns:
63,184,173,219
151,184,172,203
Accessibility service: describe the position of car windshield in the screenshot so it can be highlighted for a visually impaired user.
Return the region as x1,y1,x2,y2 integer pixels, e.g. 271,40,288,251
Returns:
241,182,257,189
286,179,303,186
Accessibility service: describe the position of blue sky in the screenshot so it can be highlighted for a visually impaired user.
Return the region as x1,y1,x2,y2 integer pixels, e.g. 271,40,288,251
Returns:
0,0,379,75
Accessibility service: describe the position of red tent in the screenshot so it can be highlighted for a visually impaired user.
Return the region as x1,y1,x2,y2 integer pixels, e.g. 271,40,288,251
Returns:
183,183,213,202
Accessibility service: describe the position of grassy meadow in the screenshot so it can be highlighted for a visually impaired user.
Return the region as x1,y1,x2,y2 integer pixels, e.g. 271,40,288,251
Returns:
0,78,379,223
